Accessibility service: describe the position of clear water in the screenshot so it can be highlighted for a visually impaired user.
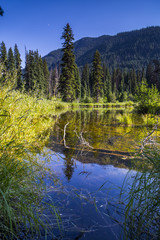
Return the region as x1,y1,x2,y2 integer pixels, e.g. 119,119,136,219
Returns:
42,109,159,239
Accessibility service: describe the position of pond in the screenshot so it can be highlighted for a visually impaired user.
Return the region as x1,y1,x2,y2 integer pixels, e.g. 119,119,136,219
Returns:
42,109,159,240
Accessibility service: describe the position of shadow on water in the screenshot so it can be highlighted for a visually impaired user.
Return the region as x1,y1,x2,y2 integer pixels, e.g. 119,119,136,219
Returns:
43,109,159,239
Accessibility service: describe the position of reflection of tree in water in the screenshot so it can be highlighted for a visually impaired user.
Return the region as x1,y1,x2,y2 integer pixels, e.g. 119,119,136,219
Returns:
63,149,75,181
49,109,151,179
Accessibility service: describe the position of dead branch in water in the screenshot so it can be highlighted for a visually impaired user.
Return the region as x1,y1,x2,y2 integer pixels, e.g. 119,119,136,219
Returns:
74,128,93,149
63,122,70,148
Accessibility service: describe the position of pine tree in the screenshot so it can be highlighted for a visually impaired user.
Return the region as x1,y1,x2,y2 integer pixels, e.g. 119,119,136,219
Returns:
92,50,103,102
149,60,160,91
36,55,45,96
132,68,137,95
0,42,8,84
102,63,107,99
0,6,4,16
112,68,117,95
7,47,17,87
119,73,127,102
14,44,22,89
8,48,15,71
74,65,81,100
59,23,77,102
43,59,50,96
105,67,112,102
49,69,54,98
81,64,90,99
49,66,59,98
24,50,35,91
24,49,48,96
0,41,8,67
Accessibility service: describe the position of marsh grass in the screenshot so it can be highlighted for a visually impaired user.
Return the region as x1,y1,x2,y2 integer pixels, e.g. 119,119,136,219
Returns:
123,126,160,239
0,87,70,239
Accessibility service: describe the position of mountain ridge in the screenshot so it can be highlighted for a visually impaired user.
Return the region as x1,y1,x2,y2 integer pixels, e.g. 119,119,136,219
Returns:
43,26,160,70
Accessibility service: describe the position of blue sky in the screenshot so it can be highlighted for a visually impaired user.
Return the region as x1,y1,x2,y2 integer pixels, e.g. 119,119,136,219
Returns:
1,0,160,66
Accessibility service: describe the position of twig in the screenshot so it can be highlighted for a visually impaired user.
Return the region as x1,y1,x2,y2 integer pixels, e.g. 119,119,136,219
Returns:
63,122,70,148
74,129,93,149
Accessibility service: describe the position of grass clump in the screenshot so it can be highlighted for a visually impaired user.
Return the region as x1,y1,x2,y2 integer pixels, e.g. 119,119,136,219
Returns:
0,87,67,239
123,125,160,240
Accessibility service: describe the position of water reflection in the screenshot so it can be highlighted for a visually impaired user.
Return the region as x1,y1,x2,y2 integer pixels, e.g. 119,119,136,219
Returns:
44,109,159,239
48,109,159,181
63,149,75,181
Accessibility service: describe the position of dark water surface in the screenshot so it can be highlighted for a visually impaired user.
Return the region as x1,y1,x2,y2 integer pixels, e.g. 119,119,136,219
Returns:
43,109,159,240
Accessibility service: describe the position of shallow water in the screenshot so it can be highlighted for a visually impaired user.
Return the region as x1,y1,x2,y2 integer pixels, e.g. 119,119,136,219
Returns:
42,109,159,239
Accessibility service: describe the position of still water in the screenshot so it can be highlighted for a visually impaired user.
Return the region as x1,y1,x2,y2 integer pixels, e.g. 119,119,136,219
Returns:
43,109,159,240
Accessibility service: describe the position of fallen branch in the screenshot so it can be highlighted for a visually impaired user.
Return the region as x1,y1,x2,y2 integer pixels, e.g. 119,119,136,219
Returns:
63,122,70,148
74,129,93,149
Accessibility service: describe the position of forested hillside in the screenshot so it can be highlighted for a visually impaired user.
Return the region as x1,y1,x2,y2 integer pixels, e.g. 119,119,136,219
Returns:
1,24,160,106
44,26,160,70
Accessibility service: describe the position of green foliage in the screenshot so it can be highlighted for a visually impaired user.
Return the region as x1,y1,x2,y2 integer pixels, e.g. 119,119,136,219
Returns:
124,140,160,239
109,92,117,103
1,35,160,106
0,41,8,68
7,48,15,71
14,44,22,89
81,64,90,99
0,86,71,239
81,96,93,103
24,50,49,97
0,60,17,88
49,65,59,98
92,50,103,102
74,65,81,100
119,91,128,102
136,78,160,113
59,23,78,102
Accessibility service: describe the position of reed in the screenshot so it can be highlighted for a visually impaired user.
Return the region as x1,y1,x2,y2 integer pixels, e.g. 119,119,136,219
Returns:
123,126,160,239
0,87,69,239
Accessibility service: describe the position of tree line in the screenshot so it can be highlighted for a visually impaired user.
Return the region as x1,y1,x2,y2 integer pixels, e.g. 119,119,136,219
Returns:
0,23,160,102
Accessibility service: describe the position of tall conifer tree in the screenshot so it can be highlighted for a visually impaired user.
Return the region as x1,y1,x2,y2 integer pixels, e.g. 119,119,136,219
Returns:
14,44,22,89
0,41,8,67
105,67,112,102
74,65,81,100
8,48,15,71
0,6,4,16
59,23,77,102
81,64,90,99
48,66,59,98
43,59,50,96
92,50,103,102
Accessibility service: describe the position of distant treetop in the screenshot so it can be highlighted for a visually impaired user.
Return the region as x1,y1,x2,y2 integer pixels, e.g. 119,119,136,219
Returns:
0,6,4,16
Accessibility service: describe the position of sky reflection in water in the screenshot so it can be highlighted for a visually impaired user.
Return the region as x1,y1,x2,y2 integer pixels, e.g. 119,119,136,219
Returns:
42,109,155,239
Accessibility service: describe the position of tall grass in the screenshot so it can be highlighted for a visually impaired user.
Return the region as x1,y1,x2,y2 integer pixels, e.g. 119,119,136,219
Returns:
123,126,160,239
0,87,70,239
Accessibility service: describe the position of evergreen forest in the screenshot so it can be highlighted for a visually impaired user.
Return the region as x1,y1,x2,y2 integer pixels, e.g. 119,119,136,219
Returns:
1,23,160,111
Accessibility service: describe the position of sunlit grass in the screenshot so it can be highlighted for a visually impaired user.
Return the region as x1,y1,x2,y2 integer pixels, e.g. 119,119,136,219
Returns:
122,124,160,240
0,87,70,239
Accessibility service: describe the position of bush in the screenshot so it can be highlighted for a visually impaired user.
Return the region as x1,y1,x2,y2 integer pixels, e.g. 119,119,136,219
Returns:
82,96,93,103
119,91,128,102
136,79,160,114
